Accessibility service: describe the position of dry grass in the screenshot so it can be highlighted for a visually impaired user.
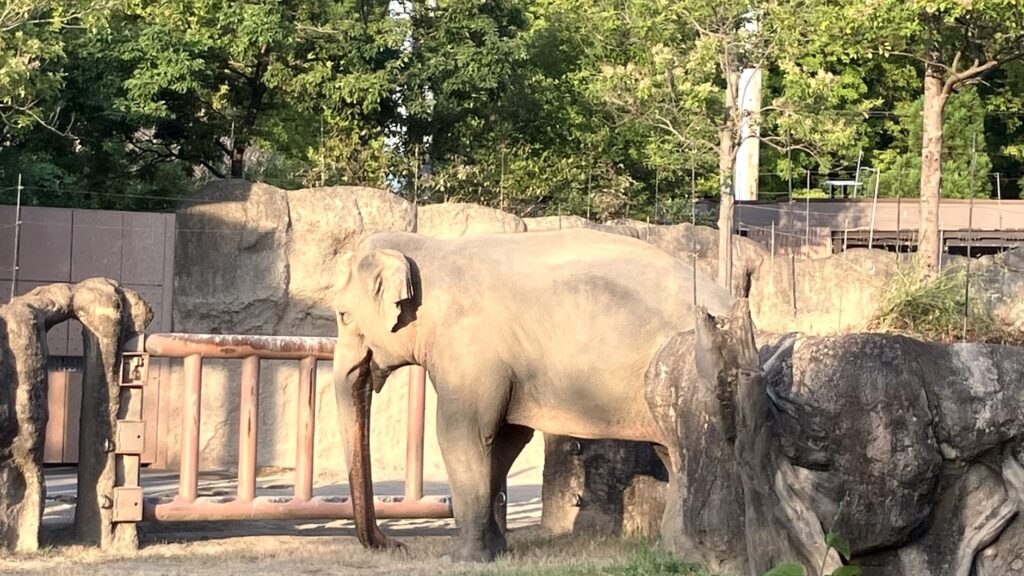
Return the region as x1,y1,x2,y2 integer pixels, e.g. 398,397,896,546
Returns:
868,263,1019,345
0,524,709,576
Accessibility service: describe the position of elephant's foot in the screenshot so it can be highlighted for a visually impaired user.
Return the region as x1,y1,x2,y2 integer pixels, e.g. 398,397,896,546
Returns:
362,525,405,551
448,532,506,563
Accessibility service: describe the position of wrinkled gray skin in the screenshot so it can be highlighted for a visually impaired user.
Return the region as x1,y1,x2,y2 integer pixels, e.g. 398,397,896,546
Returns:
333,229,734,561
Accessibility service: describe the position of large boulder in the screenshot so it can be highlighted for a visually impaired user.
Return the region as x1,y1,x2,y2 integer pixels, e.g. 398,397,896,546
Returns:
283,186,416,335
417,203,525,238
541,436,666,538
645,224,767,298
524,215,640,238
174,180,291,334
712,329,1024,575
970,247,1024,335
749,248,899,335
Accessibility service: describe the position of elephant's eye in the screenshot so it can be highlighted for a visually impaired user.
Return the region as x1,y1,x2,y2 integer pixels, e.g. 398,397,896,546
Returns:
339,312,352,326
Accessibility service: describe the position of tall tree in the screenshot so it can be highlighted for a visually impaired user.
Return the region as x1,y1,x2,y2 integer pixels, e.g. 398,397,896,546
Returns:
0,0,100,146
593,0,864,288
111,0,403,180
859,0,1024,272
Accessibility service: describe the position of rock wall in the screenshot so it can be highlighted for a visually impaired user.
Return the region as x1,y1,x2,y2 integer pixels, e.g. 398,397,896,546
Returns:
170,182,543,485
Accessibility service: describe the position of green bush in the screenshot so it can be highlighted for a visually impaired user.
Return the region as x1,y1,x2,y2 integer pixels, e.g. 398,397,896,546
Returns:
868,264,1007,343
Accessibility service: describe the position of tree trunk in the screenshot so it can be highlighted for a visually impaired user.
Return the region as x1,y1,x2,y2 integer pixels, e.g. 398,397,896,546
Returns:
717,73,739,293
918,61,946,275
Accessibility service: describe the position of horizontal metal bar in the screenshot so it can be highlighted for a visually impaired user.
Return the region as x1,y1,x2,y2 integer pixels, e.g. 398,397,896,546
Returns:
144,333,336,360
143,495,453,522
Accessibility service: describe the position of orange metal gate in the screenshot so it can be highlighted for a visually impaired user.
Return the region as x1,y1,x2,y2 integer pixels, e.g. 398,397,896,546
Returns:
112,333,452,525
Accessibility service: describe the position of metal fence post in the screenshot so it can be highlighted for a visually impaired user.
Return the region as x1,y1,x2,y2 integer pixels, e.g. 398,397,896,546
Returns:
868,169,880,249
10,173,22,300
963,197,975,340
238,356,260,501
179,354,202,503
295,356,317,502
405,366,427,502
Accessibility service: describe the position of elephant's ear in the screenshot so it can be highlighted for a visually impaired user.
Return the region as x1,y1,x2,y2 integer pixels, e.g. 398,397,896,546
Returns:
359,249,413,332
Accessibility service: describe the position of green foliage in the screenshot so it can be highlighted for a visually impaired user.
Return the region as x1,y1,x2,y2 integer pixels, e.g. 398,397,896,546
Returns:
763,565,805,576
761,530,861,576
869,263,1006,343
0,0,1021,211
872,89,993,199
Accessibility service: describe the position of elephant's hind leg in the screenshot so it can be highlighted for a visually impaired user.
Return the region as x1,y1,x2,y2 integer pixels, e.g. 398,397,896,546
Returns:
490,424,535,538
436,383,511,562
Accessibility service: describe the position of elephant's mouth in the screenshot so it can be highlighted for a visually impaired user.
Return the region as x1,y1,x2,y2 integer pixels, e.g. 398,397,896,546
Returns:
369,357,390,393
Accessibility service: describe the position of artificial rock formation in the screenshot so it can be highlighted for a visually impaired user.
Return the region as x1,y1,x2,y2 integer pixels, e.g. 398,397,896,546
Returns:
633,299,1024,575
649,317,1024,575
0,279,150,554
541,436,666,539
754,334,1024,576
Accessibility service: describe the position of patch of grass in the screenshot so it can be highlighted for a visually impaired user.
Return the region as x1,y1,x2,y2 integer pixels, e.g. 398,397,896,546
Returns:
868,264,1016,344
604,543,710,576
466,540,711,576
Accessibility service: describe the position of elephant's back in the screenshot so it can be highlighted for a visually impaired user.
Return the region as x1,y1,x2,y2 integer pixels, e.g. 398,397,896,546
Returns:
369,228,733,326
467,229,731,318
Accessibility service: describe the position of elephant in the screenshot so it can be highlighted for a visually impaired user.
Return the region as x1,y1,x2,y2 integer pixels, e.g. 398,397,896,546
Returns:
332,228,734,561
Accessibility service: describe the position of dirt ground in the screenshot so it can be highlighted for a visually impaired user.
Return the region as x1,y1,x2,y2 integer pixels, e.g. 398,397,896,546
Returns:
0,522,664,576
1,468,682,576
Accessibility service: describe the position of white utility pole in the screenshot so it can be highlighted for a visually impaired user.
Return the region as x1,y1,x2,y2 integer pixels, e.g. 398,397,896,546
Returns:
734,15,762,201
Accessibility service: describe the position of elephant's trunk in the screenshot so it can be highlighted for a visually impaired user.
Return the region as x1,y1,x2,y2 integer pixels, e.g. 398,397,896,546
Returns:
333,339,402,550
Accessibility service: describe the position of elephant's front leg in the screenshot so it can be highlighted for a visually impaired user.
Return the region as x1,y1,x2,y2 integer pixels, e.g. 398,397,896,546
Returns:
437,396,507,562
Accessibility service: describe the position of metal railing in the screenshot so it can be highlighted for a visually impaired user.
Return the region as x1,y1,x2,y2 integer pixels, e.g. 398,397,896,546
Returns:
116,333,452,524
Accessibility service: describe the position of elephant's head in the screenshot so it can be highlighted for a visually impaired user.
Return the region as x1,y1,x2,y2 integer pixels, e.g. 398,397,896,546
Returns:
334,248,418,380
332,247,417,551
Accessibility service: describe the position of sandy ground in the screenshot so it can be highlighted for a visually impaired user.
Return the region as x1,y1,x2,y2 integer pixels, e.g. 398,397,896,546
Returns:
0,467,646,576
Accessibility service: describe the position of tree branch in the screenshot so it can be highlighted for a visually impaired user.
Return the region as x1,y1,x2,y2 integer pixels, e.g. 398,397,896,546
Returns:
943,57,999,96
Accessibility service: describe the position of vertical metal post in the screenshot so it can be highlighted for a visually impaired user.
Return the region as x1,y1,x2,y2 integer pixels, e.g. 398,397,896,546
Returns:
790,248,797,318
405,366,427,502
788,167,797,315
691,164,696,226
868,169,880,249
728,197,735,295
10,173,22,300
692,252,698,307
839,218,849,331
295,356,317,501
937,227,946,272
654,169,659,224
692,164,698,307
238,355,260,501
996,173,1003,230
896,194,903,254
179,354,203,503
770,221,776,273
804,196,810,246
963,197,974,340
